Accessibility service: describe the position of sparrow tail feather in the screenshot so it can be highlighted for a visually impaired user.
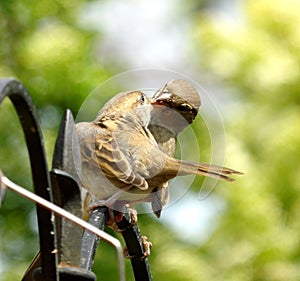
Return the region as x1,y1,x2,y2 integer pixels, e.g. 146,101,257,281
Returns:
167,158,243,182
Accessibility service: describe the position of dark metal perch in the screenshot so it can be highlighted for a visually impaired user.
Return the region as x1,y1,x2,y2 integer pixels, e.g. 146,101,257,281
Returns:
0,78,58,281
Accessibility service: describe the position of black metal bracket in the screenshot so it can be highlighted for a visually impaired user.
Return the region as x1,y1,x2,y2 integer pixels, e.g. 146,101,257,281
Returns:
0,78,58,281
116,207,152,281
0,78,152,281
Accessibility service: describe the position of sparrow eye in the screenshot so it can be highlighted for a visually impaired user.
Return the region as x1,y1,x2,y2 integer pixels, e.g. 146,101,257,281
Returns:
177,103,193,111
139,94,146,104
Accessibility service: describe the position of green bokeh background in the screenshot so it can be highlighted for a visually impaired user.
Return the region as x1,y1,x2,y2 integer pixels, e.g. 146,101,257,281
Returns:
1,0,300,280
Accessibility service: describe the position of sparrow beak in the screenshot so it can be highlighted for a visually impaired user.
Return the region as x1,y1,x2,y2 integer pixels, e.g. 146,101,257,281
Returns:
151,91,172,106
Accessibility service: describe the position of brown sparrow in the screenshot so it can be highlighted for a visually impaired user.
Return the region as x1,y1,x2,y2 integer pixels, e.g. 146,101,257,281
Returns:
76,90,242,214
148,79,201,217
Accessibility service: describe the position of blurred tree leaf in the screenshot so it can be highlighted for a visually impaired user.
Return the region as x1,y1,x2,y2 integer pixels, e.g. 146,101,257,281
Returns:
191,0,300,280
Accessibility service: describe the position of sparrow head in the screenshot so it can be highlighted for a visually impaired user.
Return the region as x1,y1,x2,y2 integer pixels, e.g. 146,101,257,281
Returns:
95,90,152,127
151,79,201,124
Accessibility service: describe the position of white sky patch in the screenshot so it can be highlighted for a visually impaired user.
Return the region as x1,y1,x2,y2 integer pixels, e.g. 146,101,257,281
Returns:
79,0,190,68
160,190,227,245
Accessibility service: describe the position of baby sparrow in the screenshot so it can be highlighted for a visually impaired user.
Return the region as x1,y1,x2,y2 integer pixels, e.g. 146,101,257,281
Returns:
148,79,201,217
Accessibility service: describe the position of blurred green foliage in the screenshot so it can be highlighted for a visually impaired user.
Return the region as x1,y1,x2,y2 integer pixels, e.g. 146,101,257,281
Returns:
1,0,300,280
191,0,300,280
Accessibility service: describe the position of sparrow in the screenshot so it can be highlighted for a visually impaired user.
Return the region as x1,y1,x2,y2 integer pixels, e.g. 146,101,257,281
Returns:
148,79,201,217
76,90,242,215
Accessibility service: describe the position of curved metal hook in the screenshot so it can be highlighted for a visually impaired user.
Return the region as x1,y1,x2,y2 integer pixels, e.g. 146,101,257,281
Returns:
0,78,58,281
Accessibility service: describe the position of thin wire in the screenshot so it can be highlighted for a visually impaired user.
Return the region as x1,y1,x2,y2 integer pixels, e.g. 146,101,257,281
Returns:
0,174,125,281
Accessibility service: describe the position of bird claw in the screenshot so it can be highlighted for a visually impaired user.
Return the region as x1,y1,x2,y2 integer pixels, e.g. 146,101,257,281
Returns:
123,236,152,259
141,236,152,257
113,206,138,231
128,207,138,225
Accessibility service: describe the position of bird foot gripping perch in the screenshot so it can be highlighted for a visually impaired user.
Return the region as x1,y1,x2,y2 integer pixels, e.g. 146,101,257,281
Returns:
114,205,138,229
123,236,152,259
113,205,153,259
84,203,153,279
86,196,153,259
85,190,139,230
112,205,153,280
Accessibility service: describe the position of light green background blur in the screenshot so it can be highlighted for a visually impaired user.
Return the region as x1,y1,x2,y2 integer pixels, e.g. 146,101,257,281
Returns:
1,0,300,280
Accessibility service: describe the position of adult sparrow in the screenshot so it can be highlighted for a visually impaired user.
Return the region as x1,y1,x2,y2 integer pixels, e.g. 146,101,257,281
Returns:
148,79,201,217
76,90,241,214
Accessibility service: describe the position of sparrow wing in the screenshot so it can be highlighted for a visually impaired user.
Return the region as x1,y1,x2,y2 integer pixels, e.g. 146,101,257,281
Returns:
76,122,148,191
95,135,149,190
